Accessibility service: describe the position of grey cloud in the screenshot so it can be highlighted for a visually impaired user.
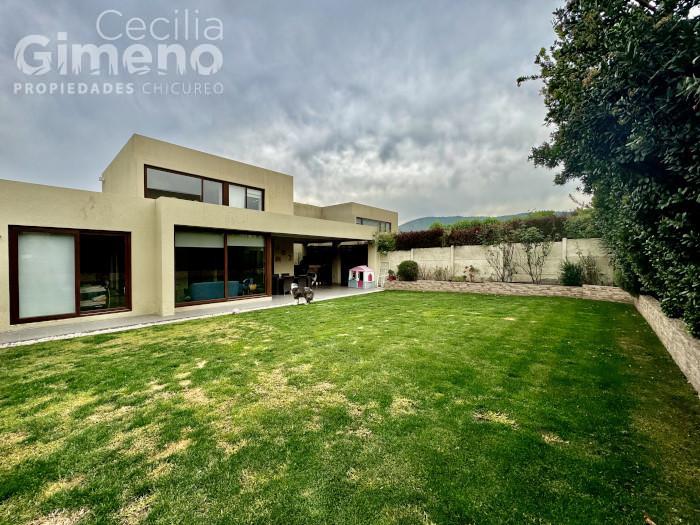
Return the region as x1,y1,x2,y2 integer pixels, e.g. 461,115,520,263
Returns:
0,0,580,223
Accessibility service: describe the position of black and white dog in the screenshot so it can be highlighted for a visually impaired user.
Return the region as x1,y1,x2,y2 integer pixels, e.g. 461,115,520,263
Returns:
290,282,314,304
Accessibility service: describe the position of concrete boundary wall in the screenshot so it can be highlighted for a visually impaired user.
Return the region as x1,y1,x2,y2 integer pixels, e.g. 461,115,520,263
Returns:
381,238,613,284
384,280,700,394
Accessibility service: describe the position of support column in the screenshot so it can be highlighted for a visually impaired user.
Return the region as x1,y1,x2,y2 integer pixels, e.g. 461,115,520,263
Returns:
562,237,568,262
156,200,175,317
332,252,342,285
367,242,379,273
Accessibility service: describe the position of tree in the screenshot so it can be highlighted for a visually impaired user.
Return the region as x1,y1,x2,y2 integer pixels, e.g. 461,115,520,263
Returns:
520,0,700,334
516,227,553,284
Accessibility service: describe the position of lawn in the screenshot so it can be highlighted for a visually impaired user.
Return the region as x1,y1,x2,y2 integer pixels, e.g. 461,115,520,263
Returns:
0,292,699,525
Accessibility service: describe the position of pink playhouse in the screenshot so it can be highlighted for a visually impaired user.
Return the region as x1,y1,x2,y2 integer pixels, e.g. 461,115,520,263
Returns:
348,265,376,289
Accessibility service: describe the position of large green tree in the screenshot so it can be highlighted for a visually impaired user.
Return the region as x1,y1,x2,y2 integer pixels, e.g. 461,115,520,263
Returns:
521,0,700,334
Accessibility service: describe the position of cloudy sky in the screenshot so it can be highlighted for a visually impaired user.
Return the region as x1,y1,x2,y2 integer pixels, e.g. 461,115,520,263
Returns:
0,0,581,223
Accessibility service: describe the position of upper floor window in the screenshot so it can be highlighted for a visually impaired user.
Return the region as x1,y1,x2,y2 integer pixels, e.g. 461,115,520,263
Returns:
228,185,263,211
356,217,391,232
145,166,262,210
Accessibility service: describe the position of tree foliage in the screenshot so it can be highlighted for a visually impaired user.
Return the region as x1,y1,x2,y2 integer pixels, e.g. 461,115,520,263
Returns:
523,0,700,334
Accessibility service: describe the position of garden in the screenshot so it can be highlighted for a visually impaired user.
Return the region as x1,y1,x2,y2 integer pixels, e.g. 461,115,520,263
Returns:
1,292,699,524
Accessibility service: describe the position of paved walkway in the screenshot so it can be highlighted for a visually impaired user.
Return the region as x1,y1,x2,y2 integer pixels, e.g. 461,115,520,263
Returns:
0,286,383,348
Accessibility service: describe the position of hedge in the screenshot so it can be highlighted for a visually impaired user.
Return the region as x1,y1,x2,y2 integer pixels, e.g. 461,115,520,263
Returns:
392,214,574,250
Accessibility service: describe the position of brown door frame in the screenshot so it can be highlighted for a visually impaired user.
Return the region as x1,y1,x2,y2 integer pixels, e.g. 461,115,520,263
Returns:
173,227,272,307
8,226,132,324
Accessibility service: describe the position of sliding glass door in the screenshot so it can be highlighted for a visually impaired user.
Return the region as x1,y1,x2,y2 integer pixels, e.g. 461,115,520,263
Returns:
227,234,265,297
174,231,225,304
17,231,76,319
10,227,131,324
174,229,268,305
79,233,129,312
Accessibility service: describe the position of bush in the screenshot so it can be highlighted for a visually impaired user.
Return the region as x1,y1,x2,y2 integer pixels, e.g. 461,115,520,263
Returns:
395,228,444,250
577,251,600,285
374,232,396,255
417,266,451,281
564,209,600,239
516,226,553,284
397,260,419,281
450,217,499,230
560,260,584,286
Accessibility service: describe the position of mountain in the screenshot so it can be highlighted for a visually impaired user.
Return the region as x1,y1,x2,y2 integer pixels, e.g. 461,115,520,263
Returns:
399,212,569,232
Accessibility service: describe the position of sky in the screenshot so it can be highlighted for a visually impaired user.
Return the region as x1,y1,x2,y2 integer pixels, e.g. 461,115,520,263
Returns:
0,0,582,223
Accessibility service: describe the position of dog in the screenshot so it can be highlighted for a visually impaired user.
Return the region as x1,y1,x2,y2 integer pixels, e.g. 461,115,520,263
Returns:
290,282,314,304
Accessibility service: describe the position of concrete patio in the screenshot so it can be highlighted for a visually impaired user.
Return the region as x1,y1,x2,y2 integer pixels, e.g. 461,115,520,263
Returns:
0,286,383,348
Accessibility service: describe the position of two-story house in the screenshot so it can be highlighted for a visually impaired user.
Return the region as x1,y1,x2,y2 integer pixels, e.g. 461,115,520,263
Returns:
0,135,397,332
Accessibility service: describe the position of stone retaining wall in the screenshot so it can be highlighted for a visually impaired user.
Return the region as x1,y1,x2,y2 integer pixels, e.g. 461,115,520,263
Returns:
634,295,700,393
383,280,632,303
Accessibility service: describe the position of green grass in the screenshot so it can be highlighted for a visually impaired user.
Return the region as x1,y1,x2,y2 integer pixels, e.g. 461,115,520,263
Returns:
0,291,699,524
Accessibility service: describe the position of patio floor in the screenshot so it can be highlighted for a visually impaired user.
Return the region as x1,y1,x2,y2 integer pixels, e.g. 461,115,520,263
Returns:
0,286,383,348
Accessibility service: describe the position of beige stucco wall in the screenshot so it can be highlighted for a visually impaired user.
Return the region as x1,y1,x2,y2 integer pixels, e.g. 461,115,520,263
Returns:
294,201,398,232
381,238,613,284
1,134,395,332
0,179,160,332
293,202,324,219
153,198,377,315
319,202,399,232
102,135,295,215
0,178,378,330
273,238,295,275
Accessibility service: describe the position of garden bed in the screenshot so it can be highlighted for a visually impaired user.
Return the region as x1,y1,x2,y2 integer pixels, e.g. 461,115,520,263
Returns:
384,279,632,303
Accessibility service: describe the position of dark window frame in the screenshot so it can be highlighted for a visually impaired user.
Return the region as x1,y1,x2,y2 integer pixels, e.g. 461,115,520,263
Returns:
144,164,265,211
174,227,272,307
9,226,132,325
356,217,391,232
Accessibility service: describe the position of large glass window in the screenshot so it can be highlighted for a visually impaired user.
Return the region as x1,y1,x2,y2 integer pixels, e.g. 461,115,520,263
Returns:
175,232,225,303
227,234,265,296
11,227,131,323
356,217,391,232
246,188,263,211
146,166,264,211
146,167,202,201
173,229,267,305
79,233,128,312
203,180,223,205
228,185,264,211
17,232,76,319
229,185,246,208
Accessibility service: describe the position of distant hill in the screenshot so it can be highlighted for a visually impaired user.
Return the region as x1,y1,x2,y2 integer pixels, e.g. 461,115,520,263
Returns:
399,212,569,232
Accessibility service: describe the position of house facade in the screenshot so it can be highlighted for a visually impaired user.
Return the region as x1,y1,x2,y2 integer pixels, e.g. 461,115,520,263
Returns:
0,134,397,332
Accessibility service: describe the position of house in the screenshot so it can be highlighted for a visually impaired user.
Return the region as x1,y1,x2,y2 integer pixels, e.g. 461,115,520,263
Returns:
0,134,397,331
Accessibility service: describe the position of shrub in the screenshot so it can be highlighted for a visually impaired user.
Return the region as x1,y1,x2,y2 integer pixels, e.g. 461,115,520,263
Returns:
485,229,517,283
418,266,451,281
516,226,553,284
374,232,396,255
464,265,480,282
397,260,419,281
564,209,600,239
450,217,499,230
577,251,600,285
394,228,444,250
560,260,584,286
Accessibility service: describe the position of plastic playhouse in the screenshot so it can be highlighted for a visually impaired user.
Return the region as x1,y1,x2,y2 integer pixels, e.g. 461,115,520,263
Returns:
348,265,376,289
